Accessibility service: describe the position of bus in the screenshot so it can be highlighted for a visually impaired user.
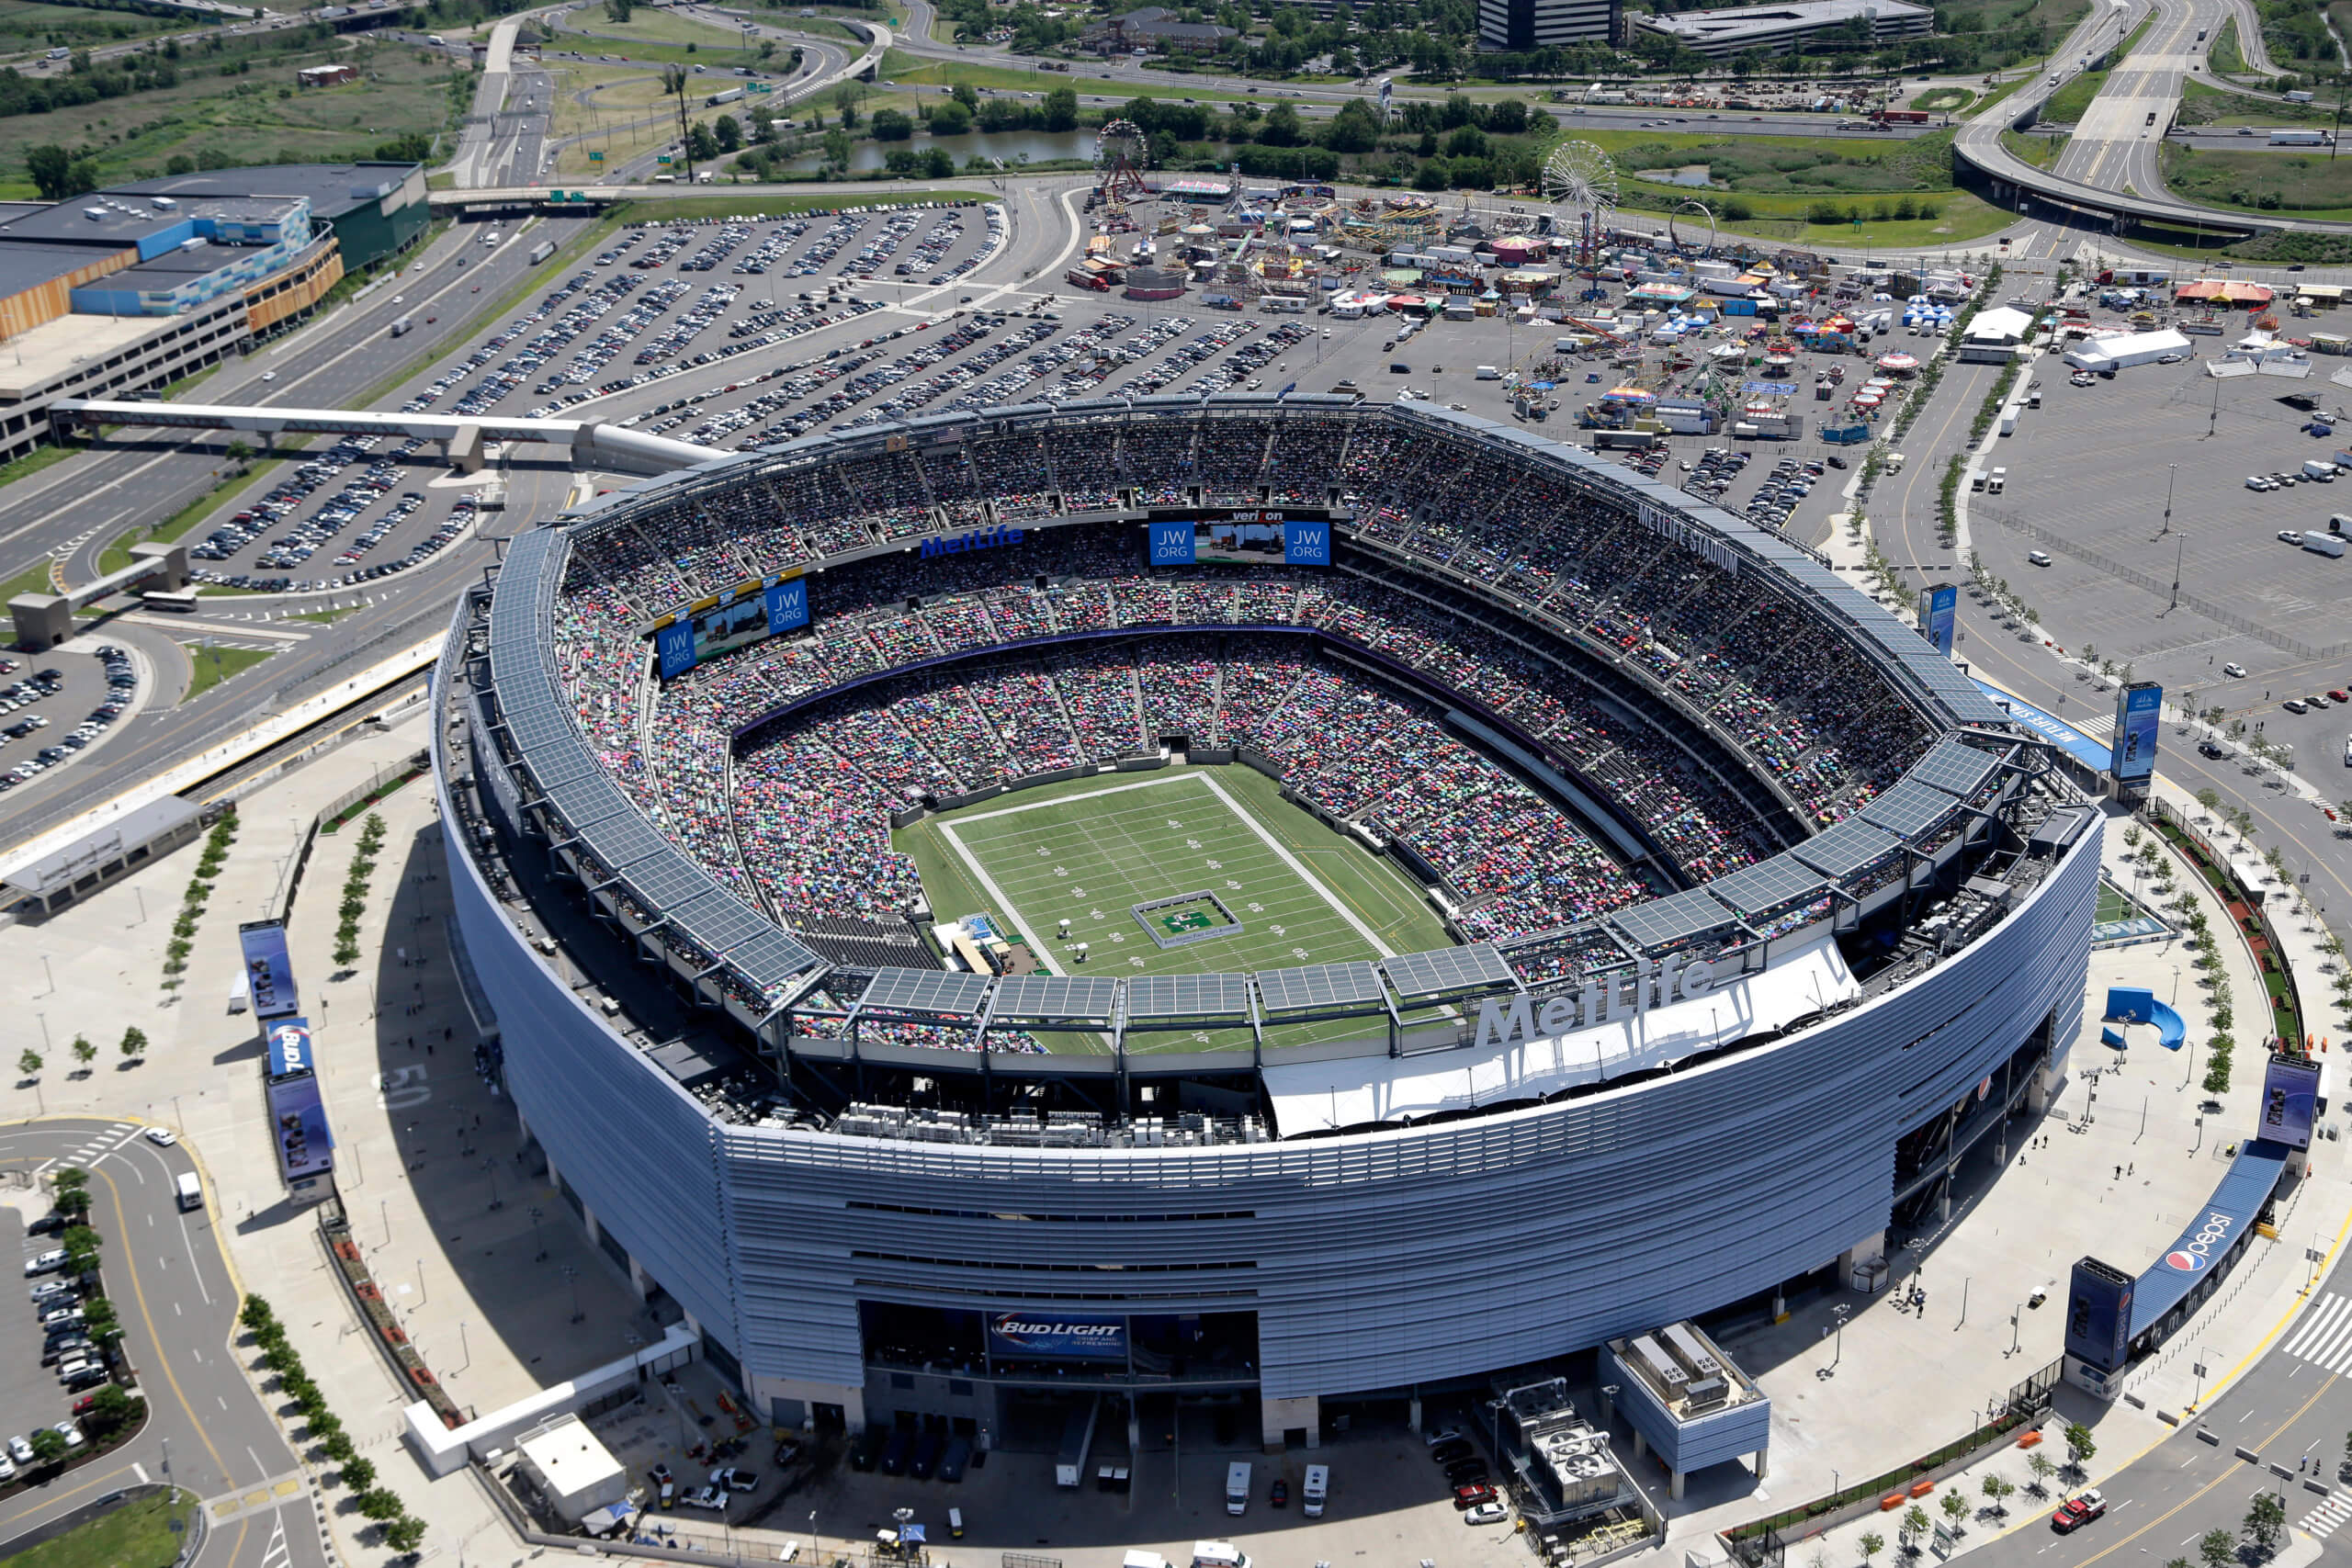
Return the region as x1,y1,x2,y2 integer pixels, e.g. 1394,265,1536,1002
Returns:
142,588,200,613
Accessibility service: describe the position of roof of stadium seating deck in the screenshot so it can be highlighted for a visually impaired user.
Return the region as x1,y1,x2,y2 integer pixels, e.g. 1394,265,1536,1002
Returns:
482,398,2052,1068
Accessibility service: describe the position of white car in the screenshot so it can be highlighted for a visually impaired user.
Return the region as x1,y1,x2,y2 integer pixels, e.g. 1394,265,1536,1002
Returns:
144,1127,175,1146
51,1421,82,1450
2224,662,2248,677
5,1435,29,1464
2247,476,2272,490
2158,353,2185,364
1424,1427,1466,1448
260,370,277,382
23,1249,66,1276
1465,1500,1510,1525
680,1484,729,1512
2280,529,2306,543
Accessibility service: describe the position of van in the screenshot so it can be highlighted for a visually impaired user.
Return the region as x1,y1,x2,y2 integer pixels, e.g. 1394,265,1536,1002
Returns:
949,1510,966,1540
427,32,446,44
2027,549,2052,566
44,45,68,58
2305,458,2338,481
1224,1462,1251,1516
175,1171,202,1211
2029,389,2042,409
1302,1463,1329,1517
1987,468,2007,494
1971,472,1986,492
1194,1543,1250,1568
1475,365,1500,380
1126,1552,1170,1568
653,174,678,183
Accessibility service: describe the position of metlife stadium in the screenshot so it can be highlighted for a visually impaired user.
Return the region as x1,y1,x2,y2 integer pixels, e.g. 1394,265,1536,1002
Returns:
435,396,2098,1448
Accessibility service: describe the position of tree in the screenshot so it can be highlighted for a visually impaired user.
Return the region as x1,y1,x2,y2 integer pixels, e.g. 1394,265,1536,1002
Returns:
1939,1490,1968,1531
384,1516,427,1553
17,1048,40,1079
951,80,978,111
84,1383,136,1436
605,0,632,18
2245,1491,2285,1557
356,1488,404,1521
26,1427,68,1466
831,80,862,129
1042,83,1078,130
685,121,718,162
2200,1529,2237,1568
80,1295,119,1342
1259,99,1305,145
1902,1504,1930,1550
118,1027,146,1061
241,1294,275,1331
342,1454,377,1492
2026,1450,2055,1494
928,98,970,135
713,112,741,152
1859,1533,1884,1567
1320,96,1382,153
26,144,88,201
871,107,913,140
1982,1474,2014,1514
70,1036,94,1073
2064,1421,2096,1474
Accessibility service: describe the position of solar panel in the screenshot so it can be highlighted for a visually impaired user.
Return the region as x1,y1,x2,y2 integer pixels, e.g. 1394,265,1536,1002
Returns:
1860,779,1961,844
1791,816,1905,883
991,974,1121,1023
859,968,989,1018
675,888,775,956
1707,853,1830,919
1607,887,1740,953
1383,945,1515,1000
505,699,580,761
1125,972,1252,1021
727,930,822,994
1911,737,2004,800
1255,960,1385,1015
584,814,668,872
620,851,721,916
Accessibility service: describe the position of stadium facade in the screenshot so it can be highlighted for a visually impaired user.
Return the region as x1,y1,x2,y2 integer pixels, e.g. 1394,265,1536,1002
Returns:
436,397,2098,1453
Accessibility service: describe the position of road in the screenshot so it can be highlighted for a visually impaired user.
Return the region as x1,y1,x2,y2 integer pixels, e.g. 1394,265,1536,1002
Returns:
0,1119,324,1568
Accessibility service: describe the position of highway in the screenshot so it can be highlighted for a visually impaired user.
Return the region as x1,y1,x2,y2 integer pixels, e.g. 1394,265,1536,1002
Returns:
0,1120,325,1568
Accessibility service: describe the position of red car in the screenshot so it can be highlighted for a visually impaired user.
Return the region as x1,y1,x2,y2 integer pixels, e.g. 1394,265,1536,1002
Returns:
1270,1479,1289,1507
2330,689,2349,704
1453,1483,1498,1510
2051,1490,2106,1533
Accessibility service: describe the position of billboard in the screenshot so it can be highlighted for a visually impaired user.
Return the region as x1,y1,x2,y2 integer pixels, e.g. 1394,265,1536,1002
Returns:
2262,1053,2323,1150
1148,520,1196,566
1918,583,1957,657
2110,681,2162,784
987,1311,1127,1361
654,573,812,681
265,1016,312,1079
2064,1257,2134,1372
265,1073,334,1182
238,919,300,1021
1283,517,1331,566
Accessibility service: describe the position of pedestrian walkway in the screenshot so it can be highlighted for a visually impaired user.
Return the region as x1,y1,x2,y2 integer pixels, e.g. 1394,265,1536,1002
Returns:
2296,1490,2351,1539
2279,1292,2352,1377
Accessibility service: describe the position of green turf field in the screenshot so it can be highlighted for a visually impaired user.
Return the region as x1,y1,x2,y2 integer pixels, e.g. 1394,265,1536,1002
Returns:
893,764,1455,1053
2095,878,2136,925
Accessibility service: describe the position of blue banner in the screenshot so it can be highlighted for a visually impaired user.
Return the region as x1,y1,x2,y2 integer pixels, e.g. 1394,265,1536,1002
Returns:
1283,518,1331,566
238,920,300,1021
2064,1258,2134,1373
2111,682,2162,784
656,620,697,680
765,577,810,636
1148,520,1196,565
266,1017,312,1079
1920,583,1957,656
2262,1055,2322,1150
988,1311,1127,1361
266,1075,334,1181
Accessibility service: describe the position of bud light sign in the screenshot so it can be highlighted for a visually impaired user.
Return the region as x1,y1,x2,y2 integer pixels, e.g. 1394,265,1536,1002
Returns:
1149,521,1196,565
266,1017,312,1079
988,1311,1126,1361
1282,518,1330,566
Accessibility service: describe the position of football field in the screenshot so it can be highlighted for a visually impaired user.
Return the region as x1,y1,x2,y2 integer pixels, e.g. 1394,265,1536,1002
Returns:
903,767,1451,1053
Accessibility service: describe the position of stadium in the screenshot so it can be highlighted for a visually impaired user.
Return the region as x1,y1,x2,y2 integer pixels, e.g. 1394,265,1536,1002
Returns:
434,394,2098,1468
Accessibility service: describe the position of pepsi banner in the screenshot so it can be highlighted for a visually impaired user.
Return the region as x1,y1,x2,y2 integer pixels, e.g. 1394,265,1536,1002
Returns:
2111,681,2162,784
1919,583,1957,657
2064,1258,2133,1373
1148,520,1196,566
987,1311,1127,1361
2262,1054,2322,1150
238,919,300,1021
265,1017,313,1079
1283,518,1331,566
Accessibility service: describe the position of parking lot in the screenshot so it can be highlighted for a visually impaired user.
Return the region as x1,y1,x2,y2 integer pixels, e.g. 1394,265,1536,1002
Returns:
0,1195,101,1483
1962,351,2352,769
0,643,141,796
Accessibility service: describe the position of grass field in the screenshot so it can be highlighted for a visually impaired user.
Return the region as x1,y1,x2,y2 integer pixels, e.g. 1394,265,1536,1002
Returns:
2163,141,2352,216
0,0,187,57
180,641,272,701
895,765,1453,1052
11,1488,196,1568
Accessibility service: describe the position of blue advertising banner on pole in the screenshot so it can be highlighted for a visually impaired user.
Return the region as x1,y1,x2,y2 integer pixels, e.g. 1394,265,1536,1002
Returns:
764,577,810,636
1148,520,1196,565
2111,681,2162,784
238,919,300,1021
2261,1054,2322,1150
1919,583,1958,657
987,1311,1127,1361
1282,518,1331,566
656,620,697,681
265,1017,312,1079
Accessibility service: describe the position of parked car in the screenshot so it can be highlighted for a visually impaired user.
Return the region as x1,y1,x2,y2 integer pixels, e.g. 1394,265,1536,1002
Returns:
2051,1490,2106,1533
1466,1501,1510,1525
23,1248,66,1276
681,1485,728,1512
1453,1483,1498,1509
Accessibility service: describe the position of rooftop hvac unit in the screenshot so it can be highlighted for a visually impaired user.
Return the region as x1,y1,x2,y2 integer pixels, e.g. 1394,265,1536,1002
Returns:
1684,1377,1729,1413
83,208,107,221
1662,1324,1724,1380
152,197,178,210
1630,1336,1688,1392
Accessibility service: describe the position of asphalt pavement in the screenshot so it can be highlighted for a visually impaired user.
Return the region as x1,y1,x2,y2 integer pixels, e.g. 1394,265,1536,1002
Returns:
0,1118,324,1568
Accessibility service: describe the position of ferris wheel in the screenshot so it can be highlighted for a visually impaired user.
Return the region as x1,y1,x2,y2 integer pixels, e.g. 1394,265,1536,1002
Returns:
1094,118,1148,204
1541,141,1619,295
1667,197,1718,257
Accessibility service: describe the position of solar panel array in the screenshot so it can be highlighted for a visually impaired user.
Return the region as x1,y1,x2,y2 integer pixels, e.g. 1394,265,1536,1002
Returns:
992,974,1122,1023
860,968,991,1018
1126,973,1253,1021
1255,961,1385,1015
1383,945,1515,1000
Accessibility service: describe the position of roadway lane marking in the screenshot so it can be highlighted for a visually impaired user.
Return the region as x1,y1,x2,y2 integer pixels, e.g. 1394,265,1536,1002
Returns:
2286,1292,2352,1371
132,1462,147,1483
88,1164,237,1492
2301,1493,2352,1537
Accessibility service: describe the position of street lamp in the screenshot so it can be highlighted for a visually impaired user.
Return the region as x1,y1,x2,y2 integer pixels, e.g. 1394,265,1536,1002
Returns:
564,1263,584,1323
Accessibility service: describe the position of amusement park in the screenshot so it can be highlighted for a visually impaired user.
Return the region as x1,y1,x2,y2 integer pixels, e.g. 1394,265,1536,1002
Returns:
1069,125,1988,450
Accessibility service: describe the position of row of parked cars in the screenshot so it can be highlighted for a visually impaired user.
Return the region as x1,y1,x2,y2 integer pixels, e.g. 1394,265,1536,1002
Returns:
1,649,132,791
1423,1426,1508,1525
20,1228,109,1472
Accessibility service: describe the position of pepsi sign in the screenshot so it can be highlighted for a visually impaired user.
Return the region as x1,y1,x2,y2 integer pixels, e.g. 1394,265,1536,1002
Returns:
2165,1212,2233,1272
1149,521,1196,565
987,1311,1126,1360
1282,519,1330,566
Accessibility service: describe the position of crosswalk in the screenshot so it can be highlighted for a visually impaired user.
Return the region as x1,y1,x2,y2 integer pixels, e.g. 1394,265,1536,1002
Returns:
2281,1291,2352,1378
34,1122,139,1176
2298,1492,2352,1539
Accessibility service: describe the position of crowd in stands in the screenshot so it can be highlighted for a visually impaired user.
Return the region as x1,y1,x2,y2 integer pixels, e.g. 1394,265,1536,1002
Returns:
535,413,1951,1027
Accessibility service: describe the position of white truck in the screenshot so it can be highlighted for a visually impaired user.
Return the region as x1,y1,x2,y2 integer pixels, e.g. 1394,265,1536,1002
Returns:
1302,1463,1329,1517
2302,530,2346,557
1224,1461,1251,1516
1987,467,2007,494
1193,1543,1250,1568
1999,412,2018,436
2272,129,2331,146
2303,458,2338,481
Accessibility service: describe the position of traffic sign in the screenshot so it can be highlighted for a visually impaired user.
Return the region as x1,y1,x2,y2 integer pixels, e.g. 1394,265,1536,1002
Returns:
588,149,605,161
657,153,673,164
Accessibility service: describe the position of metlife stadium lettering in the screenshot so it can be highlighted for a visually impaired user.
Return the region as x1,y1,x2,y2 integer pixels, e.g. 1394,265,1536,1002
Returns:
921,524,1025,559
1473,954,1724,1049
